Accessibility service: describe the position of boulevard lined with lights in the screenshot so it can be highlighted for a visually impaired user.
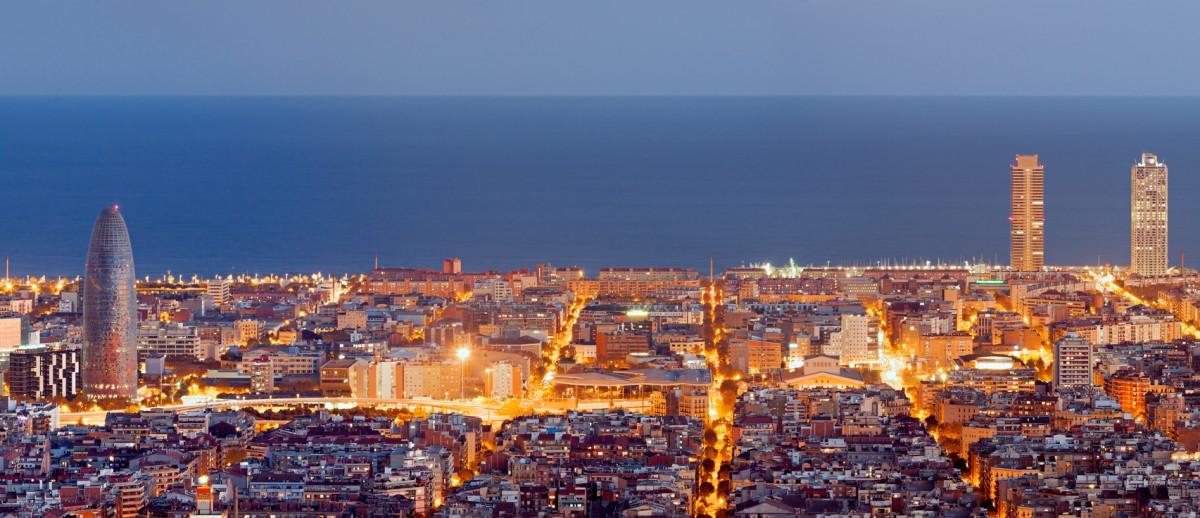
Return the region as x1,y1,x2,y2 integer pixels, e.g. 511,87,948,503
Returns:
695,280,738,518
533,296,591,399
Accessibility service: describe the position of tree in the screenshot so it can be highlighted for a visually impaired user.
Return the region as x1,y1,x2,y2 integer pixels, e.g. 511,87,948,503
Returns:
225,448,249,466
923,414,939,433
498,399,526,418
457,467,476,484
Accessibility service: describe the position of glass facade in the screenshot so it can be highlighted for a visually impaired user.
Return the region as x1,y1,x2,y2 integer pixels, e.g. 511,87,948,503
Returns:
82,207,138,404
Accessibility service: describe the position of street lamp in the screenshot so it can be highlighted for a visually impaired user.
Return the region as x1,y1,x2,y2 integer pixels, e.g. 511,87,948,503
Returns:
456,347,470,399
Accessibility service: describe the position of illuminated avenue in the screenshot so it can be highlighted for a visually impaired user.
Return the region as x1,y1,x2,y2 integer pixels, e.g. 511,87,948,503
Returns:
5,155,1200,517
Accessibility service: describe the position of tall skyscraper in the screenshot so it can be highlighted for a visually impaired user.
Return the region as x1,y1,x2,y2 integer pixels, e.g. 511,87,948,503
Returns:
82,206,138,405
1053,331,1092,391
1131,153,1169,277
1010,154,1045,271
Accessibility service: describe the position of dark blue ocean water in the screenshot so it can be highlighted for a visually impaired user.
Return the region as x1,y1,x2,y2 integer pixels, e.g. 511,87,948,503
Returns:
1,97,1198,277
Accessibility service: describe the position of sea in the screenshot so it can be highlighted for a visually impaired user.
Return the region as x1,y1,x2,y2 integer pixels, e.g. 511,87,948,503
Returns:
2,96,1199,278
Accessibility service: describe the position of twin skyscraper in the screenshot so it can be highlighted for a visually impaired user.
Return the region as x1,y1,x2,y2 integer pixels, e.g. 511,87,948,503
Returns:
1131,154,1170,276
1010,153,1169,276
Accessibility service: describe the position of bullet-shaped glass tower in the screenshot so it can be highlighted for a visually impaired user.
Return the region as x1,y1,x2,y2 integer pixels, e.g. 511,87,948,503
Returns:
82,206,138,405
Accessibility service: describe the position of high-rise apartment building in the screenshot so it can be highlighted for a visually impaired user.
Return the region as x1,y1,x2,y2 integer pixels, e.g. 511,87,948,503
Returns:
7,343,80,401
82,207,138,405
828,313,871,367
248,356,275,394
1131,153,1168,277
1010,155,1045,271
1053,331,1092,391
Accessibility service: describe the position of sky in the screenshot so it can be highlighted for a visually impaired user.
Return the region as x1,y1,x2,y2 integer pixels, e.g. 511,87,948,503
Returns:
1,1,1199,96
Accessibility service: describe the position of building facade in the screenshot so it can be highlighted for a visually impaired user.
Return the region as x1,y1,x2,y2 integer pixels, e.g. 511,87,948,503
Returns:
1131,153,1168,276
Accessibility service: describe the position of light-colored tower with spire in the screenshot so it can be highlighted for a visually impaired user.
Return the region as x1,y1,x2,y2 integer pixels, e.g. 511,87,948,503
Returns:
1131,153,1168,277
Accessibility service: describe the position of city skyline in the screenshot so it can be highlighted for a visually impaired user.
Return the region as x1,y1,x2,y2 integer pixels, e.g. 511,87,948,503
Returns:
5,5,1200,518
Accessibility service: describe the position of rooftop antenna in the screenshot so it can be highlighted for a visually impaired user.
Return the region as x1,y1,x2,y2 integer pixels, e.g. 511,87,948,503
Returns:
709,257,714,282
374,254,379,270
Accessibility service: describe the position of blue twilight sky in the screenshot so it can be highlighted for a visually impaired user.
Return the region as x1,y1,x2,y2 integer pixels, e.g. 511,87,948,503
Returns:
1,1,1198,96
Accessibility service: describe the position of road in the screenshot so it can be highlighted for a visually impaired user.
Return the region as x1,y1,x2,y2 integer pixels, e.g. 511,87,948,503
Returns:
63,396,651,426
1088,268,1200,339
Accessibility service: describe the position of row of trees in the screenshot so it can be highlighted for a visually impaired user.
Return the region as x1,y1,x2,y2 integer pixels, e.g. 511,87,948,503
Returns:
696,279,739,518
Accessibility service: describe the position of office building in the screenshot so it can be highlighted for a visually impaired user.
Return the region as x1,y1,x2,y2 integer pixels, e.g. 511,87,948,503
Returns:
595,331,650,368
136,321,201,361
1131,153,1169,276
82,206,138,405
1010,155,1045,271
205,279,230,306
